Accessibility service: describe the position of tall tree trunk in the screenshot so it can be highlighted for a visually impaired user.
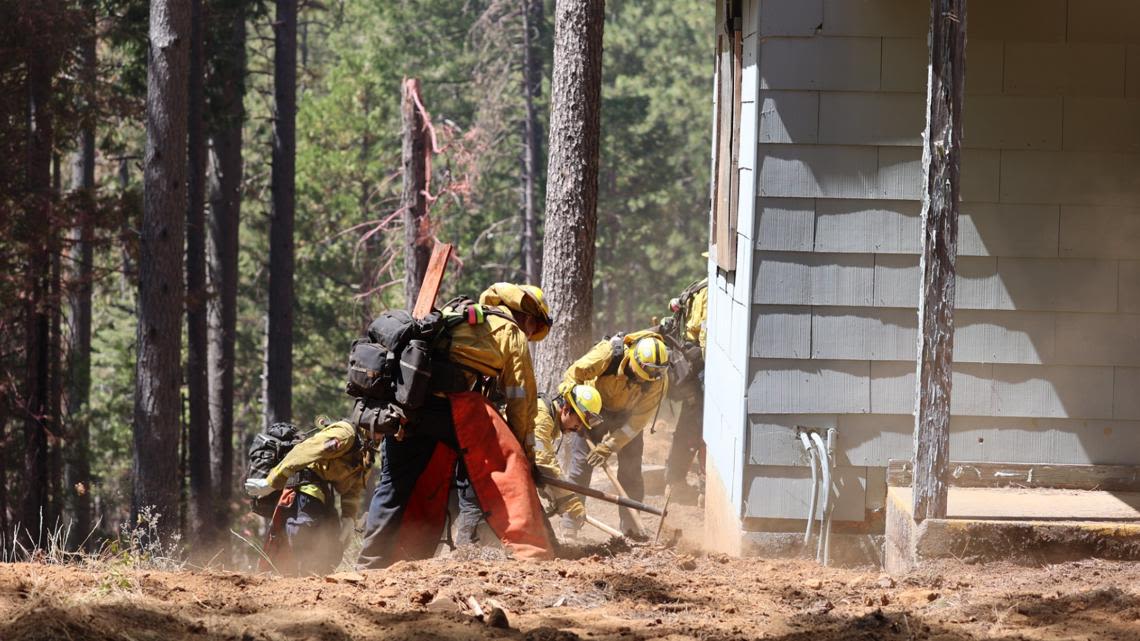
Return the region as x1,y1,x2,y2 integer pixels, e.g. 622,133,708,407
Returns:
533,0,605,392
118,157,134,294
134,0,190,537
264,0,296,429
0,404,8,545
48,153,63,529
402,78,430,308
519,0,544,284
185,0,212,545
22,2,58,541
65,0,96,550
206,0,246,513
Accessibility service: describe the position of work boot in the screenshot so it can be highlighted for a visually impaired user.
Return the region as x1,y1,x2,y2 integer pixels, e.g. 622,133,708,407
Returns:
559,514,582,542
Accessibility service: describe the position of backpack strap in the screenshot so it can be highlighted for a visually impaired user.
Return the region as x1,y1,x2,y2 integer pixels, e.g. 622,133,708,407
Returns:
602,334,626,378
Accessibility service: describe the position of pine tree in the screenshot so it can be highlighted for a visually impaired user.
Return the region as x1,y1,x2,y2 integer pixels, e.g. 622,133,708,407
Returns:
533,0,605,391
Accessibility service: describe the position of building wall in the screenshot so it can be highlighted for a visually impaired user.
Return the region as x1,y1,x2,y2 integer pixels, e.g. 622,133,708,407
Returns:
727,0,1140,535
702,0,762,553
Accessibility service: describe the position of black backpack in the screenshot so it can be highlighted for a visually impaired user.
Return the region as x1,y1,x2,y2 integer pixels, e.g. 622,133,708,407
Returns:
345,297,515,435
246,422,312,517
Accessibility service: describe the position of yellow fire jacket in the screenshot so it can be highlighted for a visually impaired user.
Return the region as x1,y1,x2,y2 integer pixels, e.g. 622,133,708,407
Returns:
444,308,538,455
265,421,371,518
557,332,668,452
685,285,708,351
533,397,586,519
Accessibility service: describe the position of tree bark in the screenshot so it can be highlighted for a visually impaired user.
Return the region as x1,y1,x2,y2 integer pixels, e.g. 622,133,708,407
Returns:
519,0,544,284
186,0,212,544
22,0,59,541
64,0,96,549
912,0,967,522
533,0,605,392
402,78,430,309
134,0,190,537
49,153,63,528
264,0,296,429
205,0,246,510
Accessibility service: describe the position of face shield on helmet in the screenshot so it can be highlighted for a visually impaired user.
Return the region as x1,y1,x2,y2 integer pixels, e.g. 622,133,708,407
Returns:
628,336,669,382
565,384,604,429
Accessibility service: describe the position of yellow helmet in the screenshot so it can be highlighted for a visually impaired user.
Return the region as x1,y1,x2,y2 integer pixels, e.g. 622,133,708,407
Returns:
565,384,604,428
479,282,553,340
628,336,669,382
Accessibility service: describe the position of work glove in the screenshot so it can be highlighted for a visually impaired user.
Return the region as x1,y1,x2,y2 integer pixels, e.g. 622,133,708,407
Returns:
244,477,274,498
586,438,615,468
339,517,356,546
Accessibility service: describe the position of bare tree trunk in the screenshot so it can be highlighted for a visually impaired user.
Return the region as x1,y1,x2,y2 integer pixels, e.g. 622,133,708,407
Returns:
206,0,246,514
22,3,58,540
186,0,212,544
912,0,967,522
533,0,605,392
133,0,190,537
264,0,296,428
48,153,63,529
118,158,134,294
0,404,8,544
65,0,96,549
402,78,430,308
519,0,544,284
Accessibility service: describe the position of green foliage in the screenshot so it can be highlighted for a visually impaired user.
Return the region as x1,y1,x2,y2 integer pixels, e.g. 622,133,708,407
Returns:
595,0,712,331
36,0,714,544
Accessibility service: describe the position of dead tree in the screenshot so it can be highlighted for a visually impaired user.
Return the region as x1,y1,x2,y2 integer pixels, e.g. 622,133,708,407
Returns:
402,78,430,308
133,0,190,535
533,0,605,392
912,0,967,522
264,0,297,428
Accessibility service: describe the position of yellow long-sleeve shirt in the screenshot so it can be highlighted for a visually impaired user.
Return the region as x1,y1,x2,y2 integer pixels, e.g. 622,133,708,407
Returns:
265,421,371,518
685,285,708,351
558,333,667,451
533,397,586,518
444,309,538,454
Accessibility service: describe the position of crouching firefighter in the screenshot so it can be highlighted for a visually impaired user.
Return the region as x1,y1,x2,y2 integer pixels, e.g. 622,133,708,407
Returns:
559,332,669,537
356,283,555,568
534,385,605,541
244,417,376,575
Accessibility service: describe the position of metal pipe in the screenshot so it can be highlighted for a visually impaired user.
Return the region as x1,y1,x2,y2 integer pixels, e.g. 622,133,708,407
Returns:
809,431,831,565
798,430,819,545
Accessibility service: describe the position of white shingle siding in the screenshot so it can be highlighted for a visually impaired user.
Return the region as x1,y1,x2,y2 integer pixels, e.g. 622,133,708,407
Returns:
708,0,1140,537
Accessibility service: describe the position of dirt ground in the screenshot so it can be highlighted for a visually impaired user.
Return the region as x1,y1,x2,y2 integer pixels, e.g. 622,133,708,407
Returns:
4,417,1139,641
3,547,1140,641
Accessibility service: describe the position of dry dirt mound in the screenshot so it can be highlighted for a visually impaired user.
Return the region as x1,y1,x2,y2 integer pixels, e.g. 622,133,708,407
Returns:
2,549,1139,641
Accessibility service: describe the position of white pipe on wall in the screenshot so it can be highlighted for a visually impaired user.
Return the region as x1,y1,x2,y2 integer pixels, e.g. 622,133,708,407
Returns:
809,431,831,565
798,430,819,545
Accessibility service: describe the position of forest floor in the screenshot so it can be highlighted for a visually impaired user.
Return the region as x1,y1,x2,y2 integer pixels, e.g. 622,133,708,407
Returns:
4,420,1140,640
3,542,1140,641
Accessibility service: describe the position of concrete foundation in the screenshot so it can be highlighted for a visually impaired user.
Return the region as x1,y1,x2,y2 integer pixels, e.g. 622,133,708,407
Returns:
885,486,1140,573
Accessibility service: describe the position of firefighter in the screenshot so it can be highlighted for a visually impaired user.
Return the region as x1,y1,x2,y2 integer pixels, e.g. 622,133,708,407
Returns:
356,283,554,569
244,417,375,575
533,385,605,541
558,332,669,537
660,278,708,502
